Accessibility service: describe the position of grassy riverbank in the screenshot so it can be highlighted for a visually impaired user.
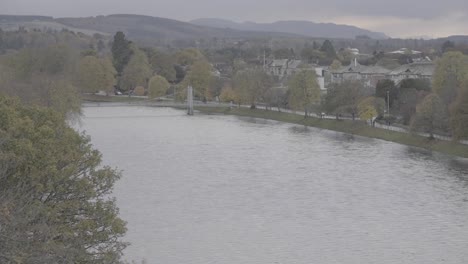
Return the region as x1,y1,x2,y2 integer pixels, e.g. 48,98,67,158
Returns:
196,106,468,158
82,94,147,103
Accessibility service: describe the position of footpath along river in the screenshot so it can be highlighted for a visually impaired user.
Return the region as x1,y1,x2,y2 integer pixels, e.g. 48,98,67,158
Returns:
78,106,468,264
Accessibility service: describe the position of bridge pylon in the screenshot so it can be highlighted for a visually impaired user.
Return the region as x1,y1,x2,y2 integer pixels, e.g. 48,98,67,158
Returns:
187,85,194,115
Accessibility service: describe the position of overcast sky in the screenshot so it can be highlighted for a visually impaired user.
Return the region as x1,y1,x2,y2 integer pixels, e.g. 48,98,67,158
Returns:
3,0,468,38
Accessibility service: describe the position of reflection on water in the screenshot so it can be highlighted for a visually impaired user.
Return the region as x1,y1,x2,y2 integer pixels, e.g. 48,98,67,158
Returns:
79,106,468,264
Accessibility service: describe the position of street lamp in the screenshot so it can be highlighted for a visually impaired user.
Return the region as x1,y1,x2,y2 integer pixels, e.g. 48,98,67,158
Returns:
386,90,390,116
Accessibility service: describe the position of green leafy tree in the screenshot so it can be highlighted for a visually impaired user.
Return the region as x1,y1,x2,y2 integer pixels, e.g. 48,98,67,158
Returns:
148,49,176,82
273,48,295,59
399,78,431,92
375,79,398,108
111,32,132,75
288,70,321,117
337,49,354,64
358,96,385,124
148,75,170,99
320,40,337,59
6,45,75,80
264,87,288,111
219,84,239,104
330,59,342,70
120,49,152,92
450,85,468,140
180,60,213,101
411,93,449,138
77,56,117,94
432,51,468,106
233,68,272,108
0,95,127,263
301,47,324,64
441,40,455,54
175,48,205,66
47,78,82,119
397,79,431,124
324,80,371,120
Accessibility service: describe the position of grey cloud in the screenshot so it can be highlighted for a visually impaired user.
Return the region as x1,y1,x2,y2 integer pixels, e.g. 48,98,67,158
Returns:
3,0,467,20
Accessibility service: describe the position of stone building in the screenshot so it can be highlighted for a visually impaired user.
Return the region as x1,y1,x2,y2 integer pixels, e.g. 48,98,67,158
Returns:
386,62,435,85
330,59,435,89
267,59,326,91
330,59,389,88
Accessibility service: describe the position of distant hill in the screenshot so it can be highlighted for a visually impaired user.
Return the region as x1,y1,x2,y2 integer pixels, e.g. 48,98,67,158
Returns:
191,18,388,39
55,14,302,43
0,15,54,22
0,15,108,36
442,35,468,44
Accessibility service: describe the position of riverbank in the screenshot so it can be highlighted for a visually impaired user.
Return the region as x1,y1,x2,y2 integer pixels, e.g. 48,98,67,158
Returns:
82,94,147,103
196,106,468,158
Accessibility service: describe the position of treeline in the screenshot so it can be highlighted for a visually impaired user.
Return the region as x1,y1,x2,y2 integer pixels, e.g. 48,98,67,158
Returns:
321,51,468,140
0,29,129,263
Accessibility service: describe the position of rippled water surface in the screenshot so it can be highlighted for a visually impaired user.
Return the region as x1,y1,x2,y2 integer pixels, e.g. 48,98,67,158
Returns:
79,106,468,264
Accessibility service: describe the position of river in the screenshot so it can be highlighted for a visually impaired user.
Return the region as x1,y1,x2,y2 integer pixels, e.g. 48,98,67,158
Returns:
78,106,468,264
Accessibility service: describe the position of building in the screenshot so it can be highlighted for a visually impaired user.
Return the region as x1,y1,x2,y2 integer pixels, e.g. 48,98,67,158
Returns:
388,48,422,55
330,59,435,89
330,59,389,88
266,59,326,91
268,59,302,77
386,62,435,85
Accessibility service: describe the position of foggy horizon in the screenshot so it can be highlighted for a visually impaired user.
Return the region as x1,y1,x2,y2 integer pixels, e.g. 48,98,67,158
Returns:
3,0,468,38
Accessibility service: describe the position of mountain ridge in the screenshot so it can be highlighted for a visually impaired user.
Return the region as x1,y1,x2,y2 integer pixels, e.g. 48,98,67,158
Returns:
190,18,389,39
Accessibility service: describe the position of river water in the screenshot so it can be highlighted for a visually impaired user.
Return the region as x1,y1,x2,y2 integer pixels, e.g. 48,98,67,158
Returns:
78,106,468,264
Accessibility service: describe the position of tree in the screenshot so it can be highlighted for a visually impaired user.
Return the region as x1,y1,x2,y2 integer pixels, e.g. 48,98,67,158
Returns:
180,60,213,101
375,79,398,109
233,68,272,108
77,56,117,94
288,70,321,117
219,84,239,104
175,48,205,66
397,88,430,125
273,48,294,59
111,32,132,75
120,49,152,92
397,79,431,125
449,85,468,140
441,40,455,54
411,93,448,138
358,96,385,125
399,78,431,92
323,80,370,120
47,78,82,119
264,87,288,111
147,49,176,83
6,45,75,80
320,40,337,59
0,95,127,263
337,48,354,64
148,75,170,99
1,46,82,118
100,57,118,94
432,51,468,106
300,47,324,64
330,59,342,70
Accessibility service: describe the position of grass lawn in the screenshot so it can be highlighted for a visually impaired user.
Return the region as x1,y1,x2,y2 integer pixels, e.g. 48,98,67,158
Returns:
196,106,468,158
